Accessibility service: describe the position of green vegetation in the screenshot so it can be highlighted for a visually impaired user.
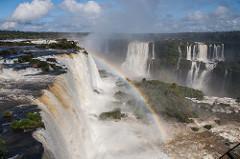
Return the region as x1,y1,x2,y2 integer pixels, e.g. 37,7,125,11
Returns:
134,80,203,122
10,112,44,132
155,41,180,67
0,31,60,40
215,61,240,74
17,55,61,72
99,108,126,120
149,81,204,100
177,85,204,100
30,59,51,72
0,41,34,47
0,30,89,40
38,39,81,50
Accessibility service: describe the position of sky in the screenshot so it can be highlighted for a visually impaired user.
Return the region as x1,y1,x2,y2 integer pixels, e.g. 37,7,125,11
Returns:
0,0,240,33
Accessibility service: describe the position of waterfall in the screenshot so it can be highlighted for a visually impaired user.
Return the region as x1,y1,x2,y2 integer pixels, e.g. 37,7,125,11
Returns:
212,44,224,61
87,54,102,92
187,61,201,86
147,42,156,77
34,53,102,159
34,51,168,159
192,45,197,60
221,44,225,61
194,63,216,89
152,42,155,60
177,46,182,70
121,41,150,78
186,44,192,61
197,43,208,62
186,42,224,90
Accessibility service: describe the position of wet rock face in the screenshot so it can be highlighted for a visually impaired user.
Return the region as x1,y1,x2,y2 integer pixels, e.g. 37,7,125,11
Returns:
0,80,45,157
0,39,76,158
98,33,240,98
0,105,44,159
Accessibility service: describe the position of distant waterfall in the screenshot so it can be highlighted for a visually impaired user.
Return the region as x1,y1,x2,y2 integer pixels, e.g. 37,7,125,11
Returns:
177,46,182,70
34,53,102,159
212,44,225,61
186,44,192,61
122,41,150,78
186,42,224,90
147,42,156,76
152,42,155,60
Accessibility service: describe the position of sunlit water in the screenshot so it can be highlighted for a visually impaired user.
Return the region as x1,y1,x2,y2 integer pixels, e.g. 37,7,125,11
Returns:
34,52,168,159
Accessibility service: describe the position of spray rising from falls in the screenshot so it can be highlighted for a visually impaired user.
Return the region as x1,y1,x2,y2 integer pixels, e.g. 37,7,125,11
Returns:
121,41,150,78
34,51,168,159
186,42,224,90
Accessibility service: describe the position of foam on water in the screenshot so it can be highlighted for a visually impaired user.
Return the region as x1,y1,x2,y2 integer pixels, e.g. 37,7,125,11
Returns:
34,52,168,159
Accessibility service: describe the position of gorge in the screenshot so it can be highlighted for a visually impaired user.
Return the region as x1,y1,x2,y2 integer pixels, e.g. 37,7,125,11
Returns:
0,32,239,159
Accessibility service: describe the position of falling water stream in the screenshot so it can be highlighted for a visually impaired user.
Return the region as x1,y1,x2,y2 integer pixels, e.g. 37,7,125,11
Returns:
186,42,224,90
121,41,150,78
34,51,168,159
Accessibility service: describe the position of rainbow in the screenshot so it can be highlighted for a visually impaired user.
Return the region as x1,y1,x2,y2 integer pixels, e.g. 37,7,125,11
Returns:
91,53,168,140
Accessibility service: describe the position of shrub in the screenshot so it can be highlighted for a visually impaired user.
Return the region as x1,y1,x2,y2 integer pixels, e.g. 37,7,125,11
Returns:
10,112,43,132
26,112,42,122
29,59,50,72
39,39,80,50
170,83,177,89
99,108,126,120
133,80,200,123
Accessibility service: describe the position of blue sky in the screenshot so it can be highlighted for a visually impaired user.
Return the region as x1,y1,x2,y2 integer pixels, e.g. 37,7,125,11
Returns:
0,0,240,33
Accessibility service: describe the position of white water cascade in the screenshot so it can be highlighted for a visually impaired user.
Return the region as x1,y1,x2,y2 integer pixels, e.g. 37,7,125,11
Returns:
177,46,182,70
34,51,168,159
186,42,224,90
34,53,102,159
122,41,150,78
147,42,156,76
152,42,155,60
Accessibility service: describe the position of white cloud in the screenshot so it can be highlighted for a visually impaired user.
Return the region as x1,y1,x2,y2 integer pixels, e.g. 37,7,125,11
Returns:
1,21,17,30
214,6,229,16
1,0,53,30
62,0,101,17
187,11,208,21
11,0,53,22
